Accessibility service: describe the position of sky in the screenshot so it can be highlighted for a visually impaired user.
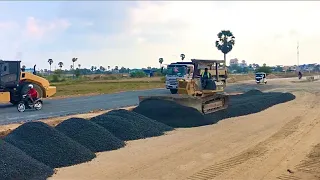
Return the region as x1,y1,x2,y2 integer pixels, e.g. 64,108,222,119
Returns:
0,1,319,70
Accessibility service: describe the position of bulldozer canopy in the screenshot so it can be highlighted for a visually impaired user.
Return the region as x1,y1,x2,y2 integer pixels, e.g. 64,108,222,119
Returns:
191,59,224,66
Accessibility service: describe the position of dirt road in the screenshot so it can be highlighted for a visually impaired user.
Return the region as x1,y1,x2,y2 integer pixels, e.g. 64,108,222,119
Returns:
51,80,320,180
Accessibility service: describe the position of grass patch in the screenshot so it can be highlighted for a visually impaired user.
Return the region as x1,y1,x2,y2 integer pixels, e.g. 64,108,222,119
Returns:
52,80,164,96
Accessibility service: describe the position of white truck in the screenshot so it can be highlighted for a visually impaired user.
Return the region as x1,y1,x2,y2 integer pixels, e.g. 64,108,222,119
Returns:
255,72,267,84
165,62,194,94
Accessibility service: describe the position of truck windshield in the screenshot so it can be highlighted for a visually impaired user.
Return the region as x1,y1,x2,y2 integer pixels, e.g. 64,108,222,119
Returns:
255,74,264,77
167,66,186,76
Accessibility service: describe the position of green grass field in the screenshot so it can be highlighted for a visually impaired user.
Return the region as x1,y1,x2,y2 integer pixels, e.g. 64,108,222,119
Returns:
49,72,319,97
51,79,164,97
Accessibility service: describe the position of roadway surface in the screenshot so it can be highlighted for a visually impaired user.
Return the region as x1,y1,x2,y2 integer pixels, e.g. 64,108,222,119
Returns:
0,77,299,125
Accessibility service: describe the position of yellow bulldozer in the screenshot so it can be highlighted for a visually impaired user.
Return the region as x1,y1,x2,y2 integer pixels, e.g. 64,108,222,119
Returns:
138,59,229,114
0,60,56,104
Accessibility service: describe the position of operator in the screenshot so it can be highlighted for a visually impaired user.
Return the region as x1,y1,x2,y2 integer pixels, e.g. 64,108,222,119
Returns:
27,84,38,105
201,68,212,89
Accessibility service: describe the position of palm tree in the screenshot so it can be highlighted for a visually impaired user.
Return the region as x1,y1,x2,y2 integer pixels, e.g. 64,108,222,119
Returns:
108,66,110,71
72,58,78,77
180,54,185,61
99,66,105,72
159,58,163,68
48,59,53,74
215,30,235,68
58,62,64,69
94,66,97,71
78,64,81,69
72,58,78,69
70,65,73,70
91,66,94,72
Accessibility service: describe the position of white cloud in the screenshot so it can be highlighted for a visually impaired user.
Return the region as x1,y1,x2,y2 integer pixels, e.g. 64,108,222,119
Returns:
2,1,320,69
128,1,320,65
76,1,320,69
25,16,70,40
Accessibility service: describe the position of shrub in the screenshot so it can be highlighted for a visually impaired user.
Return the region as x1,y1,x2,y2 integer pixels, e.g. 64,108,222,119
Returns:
130,71,146,78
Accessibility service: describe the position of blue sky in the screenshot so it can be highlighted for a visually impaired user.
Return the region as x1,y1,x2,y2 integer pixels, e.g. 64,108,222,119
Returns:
0,1,319,70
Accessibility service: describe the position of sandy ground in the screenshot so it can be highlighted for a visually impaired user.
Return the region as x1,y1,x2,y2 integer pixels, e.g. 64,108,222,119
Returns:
50,80,320,180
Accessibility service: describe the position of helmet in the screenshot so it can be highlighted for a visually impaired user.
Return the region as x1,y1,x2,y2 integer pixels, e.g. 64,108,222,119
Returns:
28,84,33,88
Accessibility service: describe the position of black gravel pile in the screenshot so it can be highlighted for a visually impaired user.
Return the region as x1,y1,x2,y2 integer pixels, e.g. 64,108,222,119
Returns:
0,139,54,180
107,109,174,137
91,114,144,141
55,118,125,152
208,91,296,120
133,99,212,128
133,90,296,128
4,121,96,168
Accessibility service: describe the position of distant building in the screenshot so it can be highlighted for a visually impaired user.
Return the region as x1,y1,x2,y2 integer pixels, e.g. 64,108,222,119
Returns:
229,58,239,66
142,69,154,77
240,60,247,68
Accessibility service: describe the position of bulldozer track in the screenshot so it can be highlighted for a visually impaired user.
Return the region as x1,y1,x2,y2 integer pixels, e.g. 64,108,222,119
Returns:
202,93,229,114
186,116,303,180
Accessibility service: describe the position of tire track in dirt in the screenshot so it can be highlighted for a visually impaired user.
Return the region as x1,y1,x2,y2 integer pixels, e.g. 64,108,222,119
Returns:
274,94,320,180
187,115,304,180
277,143,320,180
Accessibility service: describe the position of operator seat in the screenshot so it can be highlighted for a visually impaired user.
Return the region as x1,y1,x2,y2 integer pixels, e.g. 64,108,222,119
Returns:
202,79,217,90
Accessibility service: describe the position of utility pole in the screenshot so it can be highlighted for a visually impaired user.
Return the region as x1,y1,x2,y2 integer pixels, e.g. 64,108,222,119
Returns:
297,41,299,66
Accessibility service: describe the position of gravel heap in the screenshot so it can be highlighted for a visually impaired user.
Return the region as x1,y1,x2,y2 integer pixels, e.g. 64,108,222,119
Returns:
5,121,96,168
133,90,295,128
55,118,125,152
91,114,144,141
133,99,212,128
107,109,174,137
208,91,296,120
0,139,54,180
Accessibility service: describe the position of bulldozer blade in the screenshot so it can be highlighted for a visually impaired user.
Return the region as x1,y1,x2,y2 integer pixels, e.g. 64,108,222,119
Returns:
138,93,229,115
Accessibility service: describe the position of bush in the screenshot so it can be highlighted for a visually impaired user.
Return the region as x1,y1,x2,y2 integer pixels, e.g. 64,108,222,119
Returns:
103,75,119,80
51,74,60,82
49,74,66,83
160,76,166,82
255,66,272,75
75,68,81,78
130,71,147,78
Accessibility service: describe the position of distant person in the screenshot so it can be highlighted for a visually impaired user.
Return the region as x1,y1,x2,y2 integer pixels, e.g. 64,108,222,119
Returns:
298,71,302,79
33,64,36,75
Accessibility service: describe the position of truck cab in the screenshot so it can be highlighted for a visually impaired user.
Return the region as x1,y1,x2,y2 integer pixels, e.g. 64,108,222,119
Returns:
165,62,194,94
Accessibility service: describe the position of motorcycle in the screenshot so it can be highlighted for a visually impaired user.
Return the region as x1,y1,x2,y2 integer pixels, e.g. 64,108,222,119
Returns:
17,94,43,112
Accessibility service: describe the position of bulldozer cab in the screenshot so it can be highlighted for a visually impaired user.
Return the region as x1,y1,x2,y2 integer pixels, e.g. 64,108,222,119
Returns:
0,60,21,89
191,59,226,80
190,59,226,92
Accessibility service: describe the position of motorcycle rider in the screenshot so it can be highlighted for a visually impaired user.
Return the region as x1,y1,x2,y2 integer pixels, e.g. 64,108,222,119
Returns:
27,84,38,106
